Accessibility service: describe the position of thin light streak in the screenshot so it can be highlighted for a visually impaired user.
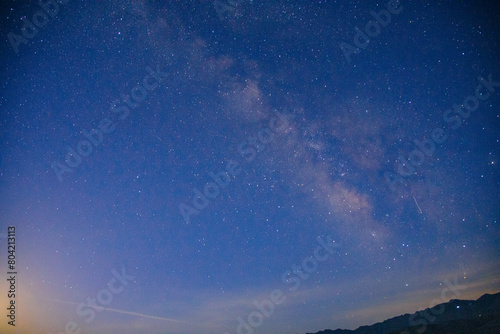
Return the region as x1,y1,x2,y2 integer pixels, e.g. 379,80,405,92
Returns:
46,299,185,323
413,195,423,214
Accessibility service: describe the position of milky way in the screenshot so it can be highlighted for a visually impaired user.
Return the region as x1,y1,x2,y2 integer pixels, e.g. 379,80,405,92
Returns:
0,1,499,333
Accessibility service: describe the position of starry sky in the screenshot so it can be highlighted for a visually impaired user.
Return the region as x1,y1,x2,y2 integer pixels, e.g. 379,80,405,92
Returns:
0,1,499,333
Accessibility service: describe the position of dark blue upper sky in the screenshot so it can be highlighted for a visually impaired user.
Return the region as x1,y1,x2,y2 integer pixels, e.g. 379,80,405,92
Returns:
0,1,499,333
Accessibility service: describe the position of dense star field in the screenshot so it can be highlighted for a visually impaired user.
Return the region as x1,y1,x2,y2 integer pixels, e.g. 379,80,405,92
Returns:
0,1,499,333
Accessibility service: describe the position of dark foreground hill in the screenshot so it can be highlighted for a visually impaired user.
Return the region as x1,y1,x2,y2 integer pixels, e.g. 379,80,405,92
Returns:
307,292,500,334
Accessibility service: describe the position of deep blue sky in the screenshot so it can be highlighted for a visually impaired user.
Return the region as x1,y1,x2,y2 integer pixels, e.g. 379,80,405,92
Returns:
0,1,499,333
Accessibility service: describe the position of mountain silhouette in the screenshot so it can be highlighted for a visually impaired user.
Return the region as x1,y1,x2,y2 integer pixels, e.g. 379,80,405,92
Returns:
307,292,500,334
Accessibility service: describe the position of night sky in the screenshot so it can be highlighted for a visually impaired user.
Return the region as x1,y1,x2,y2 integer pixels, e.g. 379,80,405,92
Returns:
1,1,499,333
